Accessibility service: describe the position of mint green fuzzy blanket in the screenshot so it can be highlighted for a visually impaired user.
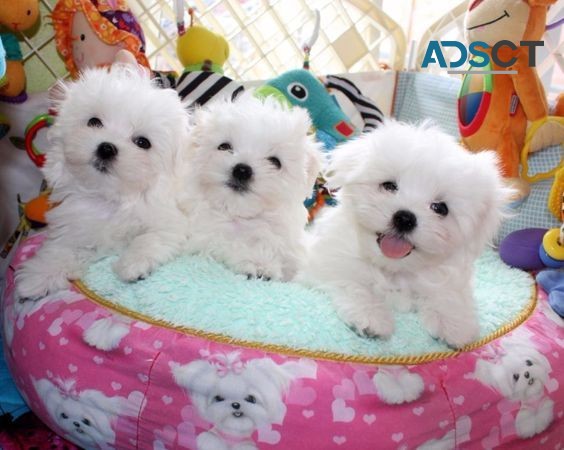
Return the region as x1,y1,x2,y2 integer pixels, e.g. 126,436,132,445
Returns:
82,249,534,357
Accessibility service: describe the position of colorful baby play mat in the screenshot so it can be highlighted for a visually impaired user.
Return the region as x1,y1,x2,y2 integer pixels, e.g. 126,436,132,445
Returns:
2,234,563,450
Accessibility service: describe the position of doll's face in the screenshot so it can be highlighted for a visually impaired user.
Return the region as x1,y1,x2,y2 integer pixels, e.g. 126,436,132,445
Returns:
0,0,40,32
465,0,530,46
72,12,123,71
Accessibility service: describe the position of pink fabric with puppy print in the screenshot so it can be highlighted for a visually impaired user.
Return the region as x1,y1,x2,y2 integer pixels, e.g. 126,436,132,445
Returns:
2,235,563,449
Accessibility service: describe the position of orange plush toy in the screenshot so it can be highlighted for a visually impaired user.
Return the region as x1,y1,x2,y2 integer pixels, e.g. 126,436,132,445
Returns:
458,0,564,197
0,0,40,102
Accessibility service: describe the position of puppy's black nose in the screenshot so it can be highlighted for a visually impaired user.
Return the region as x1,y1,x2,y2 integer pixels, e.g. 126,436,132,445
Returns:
73,421,80,427
392,210,417,233
232,402,241,410
96,142,118,160
232,163,253,182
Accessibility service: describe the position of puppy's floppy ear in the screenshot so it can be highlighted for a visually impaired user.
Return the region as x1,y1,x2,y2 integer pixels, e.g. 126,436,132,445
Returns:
80,390,123,417
245,358,294,424
171,360,216,394
475,359,515,398
48,80,69,113
247,358,294,394
32,378,64,420
288,105,314,140
466,150,516,253
304,142,322,193
325,134,371,189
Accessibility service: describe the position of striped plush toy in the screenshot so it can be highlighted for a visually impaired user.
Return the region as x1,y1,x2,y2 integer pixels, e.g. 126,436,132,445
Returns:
174,3,243,108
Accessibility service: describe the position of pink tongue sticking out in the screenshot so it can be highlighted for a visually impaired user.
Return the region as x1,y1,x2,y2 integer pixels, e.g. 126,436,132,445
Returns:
379,235,414,259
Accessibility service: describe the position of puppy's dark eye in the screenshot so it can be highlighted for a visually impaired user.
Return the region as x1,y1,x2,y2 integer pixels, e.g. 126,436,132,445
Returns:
245,395,257,404
87,117,103,128
61,412,68,419
513,373,520,382
217,142,232,151
268,156,281,169
82,418,91,426
213,395,225,402
525,359,533,366
133,136,151,150
430,202,449,216
380,181,397,192
80,34,86,41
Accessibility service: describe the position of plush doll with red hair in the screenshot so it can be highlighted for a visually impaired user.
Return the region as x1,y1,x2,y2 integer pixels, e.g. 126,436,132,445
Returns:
51,0,149,79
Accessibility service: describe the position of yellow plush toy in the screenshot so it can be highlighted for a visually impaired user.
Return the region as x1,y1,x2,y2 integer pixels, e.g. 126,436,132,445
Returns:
0,0,40,102
173,3,241,108
176,6,229,74
458,0,564,196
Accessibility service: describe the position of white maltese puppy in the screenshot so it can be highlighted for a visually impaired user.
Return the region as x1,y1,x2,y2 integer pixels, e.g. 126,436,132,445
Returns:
172,352,293,450
32,377,131,449
301,121,512,348
179,94,321,281
475,340,554,438
16,65,190,300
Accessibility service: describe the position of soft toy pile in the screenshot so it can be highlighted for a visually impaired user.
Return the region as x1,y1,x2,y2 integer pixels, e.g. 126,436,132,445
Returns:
458,0,564,198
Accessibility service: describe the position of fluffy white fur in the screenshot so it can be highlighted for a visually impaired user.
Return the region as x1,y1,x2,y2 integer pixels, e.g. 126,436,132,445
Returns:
16,65,190,300
373,366,424,405
179,94,322,281
172,353,293,450
32,377,130,450
301,120,513,348
475,342,554,438
82,316,132,351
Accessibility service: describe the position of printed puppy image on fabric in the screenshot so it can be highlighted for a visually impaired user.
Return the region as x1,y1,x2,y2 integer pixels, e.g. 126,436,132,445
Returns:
474,335,556,439
171,352,295,450
179,93,322,281
32,377,136,450
301,120,514,348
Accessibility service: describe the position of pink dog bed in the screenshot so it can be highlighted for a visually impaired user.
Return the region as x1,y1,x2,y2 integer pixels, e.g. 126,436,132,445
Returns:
2,235,563,449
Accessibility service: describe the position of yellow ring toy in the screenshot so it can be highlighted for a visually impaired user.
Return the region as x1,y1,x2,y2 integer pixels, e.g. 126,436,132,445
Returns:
541,228,564,260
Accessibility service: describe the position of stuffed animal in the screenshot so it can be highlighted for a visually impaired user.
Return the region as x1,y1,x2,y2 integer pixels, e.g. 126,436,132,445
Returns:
0,0,40,102
537,269,564,317
257,69,357,149
177,26,229,73
51,0,149,79
256,69,384,219
458,0,564,197
174,3,242,107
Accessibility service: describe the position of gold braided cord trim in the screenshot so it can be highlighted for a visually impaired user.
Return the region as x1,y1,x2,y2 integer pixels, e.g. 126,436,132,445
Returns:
73,280,537,366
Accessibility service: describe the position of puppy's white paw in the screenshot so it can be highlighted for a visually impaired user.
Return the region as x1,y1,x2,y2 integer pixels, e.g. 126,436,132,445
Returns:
534,398,554,435
419,308,441,339
15,267,70,301
239,260,284,281
340,306,395,339
515,408,539,438
373,368,424,404
113,253,155,282
83,317,131,351
420,309,478,348
440,318,479,349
